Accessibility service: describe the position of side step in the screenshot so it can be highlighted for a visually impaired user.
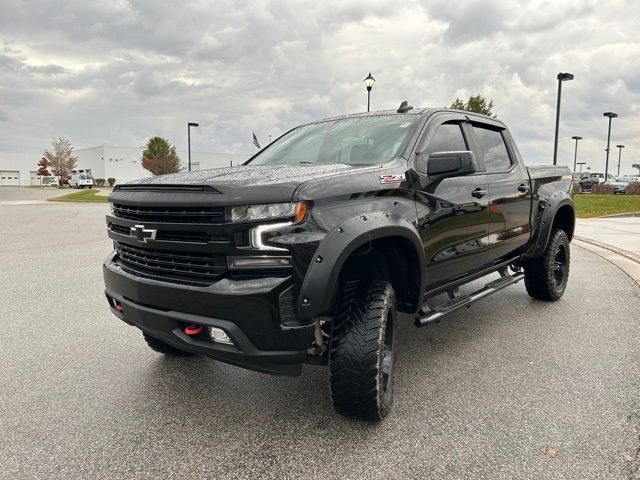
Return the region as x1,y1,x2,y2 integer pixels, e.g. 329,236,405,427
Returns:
414,269,525,327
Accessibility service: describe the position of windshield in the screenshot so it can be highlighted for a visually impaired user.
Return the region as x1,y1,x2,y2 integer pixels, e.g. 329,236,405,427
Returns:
249,115,418,166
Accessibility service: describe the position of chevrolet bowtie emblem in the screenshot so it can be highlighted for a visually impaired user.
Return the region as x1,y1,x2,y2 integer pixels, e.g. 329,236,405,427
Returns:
130,224,157,243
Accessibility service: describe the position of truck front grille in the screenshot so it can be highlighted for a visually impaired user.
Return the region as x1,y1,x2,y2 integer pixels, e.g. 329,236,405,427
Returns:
115,242,226,286
112,203,225,224
109,223,227,244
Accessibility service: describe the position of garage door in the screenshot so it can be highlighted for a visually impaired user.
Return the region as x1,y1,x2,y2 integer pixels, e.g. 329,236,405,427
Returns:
0,171,20,186
30,171,41,185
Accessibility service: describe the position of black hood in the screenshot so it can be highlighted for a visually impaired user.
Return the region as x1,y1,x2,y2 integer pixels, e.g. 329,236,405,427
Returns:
114,163,374,205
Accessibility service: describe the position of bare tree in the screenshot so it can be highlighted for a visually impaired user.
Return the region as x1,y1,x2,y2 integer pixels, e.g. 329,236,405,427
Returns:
43,137,78,179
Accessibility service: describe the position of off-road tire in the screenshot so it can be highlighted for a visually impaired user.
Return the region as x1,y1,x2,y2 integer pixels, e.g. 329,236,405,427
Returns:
143,333,194,356
524,228,570,301
329,280,397,421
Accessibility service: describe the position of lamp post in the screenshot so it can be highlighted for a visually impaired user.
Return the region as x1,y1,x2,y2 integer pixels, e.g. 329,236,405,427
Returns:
364,72,375,112
187,122,199,172
616,144,625,176
571,136,582,172
603,112,618,181
577,162,586,172
553,72,574,165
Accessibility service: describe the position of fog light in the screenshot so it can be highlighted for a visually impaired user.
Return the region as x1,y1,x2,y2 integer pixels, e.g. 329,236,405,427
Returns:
210,327,233,345
228,256,292,269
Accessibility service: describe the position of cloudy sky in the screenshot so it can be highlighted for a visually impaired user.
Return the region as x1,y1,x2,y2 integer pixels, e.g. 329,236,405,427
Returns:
1,0,639,172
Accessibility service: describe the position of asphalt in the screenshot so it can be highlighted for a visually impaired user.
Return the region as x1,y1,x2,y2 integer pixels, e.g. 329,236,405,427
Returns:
1,197,640,479
0,185,71,202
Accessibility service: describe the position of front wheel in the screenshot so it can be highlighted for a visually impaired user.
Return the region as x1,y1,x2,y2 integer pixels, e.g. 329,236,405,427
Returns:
523,228,570,301
329,280,397,421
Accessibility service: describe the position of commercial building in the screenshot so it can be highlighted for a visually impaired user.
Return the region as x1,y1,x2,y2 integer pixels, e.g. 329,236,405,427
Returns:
0,146,250,186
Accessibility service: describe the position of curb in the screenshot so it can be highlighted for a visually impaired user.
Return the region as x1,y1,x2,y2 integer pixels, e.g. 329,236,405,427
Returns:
573,235,640,264
579,212,640,219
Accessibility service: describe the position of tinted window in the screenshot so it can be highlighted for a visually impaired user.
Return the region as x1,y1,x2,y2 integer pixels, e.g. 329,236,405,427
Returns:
473,126,512,172
423,123,467,155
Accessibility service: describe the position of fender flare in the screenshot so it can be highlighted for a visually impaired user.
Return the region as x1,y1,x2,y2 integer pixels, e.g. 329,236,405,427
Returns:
524,192,575,259
298,211,426,320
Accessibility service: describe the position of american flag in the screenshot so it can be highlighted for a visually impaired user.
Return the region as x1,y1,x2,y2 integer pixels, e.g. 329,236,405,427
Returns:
252,132,261,149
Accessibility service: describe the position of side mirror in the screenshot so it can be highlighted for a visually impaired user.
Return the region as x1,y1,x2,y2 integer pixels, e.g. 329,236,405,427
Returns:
416,150,477,179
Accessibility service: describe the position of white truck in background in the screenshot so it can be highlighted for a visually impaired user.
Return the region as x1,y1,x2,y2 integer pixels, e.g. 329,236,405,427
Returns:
69,169,94,189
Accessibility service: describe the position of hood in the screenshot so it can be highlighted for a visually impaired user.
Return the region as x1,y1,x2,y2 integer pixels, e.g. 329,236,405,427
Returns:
114,163,372,205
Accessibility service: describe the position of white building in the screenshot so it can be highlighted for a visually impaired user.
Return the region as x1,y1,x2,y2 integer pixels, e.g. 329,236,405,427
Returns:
0,146,250,186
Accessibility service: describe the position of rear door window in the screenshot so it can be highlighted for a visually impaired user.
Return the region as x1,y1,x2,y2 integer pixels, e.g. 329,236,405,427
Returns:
472,125,512,172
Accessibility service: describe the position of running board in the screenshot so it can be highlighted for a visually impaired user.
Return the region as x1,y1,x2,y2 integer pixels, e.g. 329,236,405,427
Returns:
414,270,525,327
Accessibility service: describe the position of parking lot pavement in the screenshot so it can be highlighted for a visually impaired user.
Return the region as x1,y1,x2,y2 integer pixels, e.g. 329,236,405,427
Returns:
2,202,640,480
0,185,71,202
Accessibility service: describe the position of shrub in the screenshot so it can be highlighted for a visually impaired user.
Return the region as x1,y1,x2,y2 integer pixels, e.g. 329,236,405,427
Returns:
626,182,640,195
95,178,105,187
591,183,616,195
571,181,581,196
107,177,116,187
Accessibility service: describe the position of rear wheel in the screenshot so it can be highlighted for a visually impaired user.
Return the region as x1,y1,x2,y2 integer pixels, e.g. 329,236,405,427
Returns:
329,280,397,421
143,333,194,356
523,228,570,301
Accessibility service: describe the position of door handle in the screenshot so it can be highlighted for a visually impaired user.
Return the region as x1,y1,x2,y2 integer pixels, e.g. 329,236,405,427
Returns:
517,184,530,193
471,188,488,198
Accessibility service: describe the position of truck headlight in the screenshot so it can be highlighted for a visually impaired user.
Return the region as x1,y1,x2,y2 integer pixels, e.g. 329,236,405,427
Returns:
108,203,114,216
228,202,308,223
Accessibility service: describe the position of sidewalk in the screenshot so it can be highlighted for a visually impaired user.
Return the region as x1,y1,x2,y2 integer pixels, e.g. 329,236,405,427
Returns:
574,215,640,285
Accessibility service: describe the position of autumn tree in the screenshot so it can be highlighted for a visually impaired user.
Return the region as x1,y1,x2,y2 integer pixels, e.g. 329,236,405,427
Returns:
36,157,51,176
43,137,78,178
450,94,495,117
141,137,181,175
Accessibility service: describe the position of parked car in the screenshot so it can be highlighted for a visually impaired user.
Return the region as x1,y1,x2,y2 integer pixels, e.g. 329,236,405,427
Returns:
103,105,575,421
573,172,589,182
616,175,640,183
606,175,640,194
69,169,94,188
579,172,614,191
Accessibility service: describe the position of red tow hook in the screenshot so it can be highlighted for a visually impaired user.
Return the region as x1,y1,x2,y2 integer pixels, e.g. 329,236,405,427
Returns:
115,304,123,312
184,324,204,336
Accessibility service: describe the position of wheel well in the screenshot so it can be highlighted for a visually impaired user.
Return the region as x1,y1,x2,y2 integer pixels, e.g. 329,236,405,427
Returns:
552,204,575,240
337,237,421,314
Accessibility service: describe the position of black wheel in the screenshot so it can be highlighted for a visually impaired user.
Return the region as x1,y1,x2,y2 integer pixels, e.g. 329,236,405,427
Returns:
329,280,397,421
523,228,570,301
143,333,194,356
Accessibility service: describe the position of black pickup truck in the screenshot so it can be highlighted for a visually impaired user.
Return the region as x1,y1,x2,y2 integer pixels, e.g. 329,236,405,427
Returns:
103,105,574,421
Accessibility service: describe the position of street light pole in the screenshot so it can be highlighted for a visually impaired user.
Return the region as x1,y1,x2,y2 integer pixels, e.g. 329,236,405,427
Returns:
187,122,199,172
616,144,625,176
571,136,582,172
553,72,574,165
363,72,375,112
603,112,618,181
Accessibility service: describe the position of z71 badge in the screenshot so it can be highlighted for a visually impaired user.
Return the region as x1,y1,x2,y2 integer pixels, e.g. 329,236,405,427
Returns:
380,174,406,184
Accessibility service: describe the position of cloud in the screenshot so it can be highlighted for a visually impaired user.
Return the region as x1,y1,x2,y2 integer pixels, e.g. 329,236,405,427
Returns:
0,0,639,174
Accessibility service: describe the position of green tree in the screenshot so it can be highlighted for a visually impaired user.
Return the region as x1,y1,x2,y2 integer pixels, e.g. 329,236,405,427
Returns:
141,137,181,175
43,137,77,178
450,94,495,116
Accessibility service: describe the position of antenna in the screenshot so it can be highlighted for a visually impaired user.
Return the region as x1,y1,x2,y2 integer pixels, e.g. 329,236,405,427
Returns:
397,101,413,113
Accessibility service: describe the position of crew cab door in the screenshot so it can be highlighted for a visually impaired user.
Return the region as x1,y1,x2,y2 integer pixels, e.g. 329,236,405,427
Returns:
469,123,532,261
410,117,493,289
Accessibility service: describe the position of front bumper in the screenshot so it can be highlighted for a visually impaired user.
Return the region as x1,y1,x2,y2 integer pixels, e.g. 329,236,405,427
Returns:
103,253,314,376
